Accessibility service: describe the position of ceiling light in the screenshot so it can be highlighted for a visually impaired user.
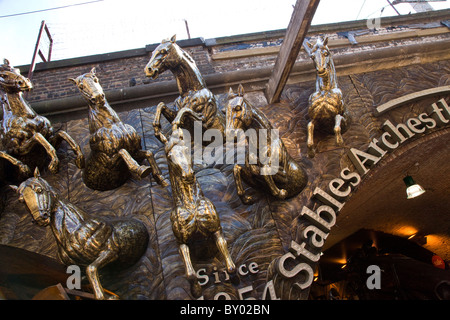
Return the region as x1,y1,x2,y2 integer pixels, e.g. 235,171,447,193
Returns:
403,175,425,199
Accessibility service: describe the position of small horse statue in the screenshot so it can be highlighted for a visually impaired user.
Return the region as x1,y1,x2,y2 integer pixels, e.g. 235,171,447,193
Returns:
11,168,149,300
69,68,168,191
303,36,348,158
145,35,226,139
225,84,308,204
153,116,235,297
0,59,85,179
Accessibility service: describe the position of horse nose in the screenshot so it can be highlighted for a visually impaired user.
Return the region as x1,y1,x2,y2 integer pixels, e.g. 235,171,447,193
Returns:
94,92,105,104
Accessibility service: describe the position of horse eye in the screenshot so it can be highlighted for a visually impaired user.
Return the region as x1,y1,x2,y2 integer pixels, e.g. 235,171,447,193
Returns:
160,49,167,55
78,84,84,90
235,106,242,112
35,186,42,193
93,77,98,83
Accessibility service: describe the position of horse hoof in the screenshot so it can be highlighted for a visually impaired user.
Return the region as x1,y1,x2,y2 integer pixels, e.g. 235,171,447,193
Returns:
20,164,32,176
137,166,152,179
76,155,85,169
158,178,169,188
189,279,202,298
241,195,255,205
48,161,59,173
276,189,287,199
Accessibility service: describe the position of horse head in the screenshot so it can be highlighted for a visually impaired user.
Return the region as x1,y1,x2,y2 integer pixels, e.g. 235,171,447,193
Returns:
166,126,195,185
0,59,33,93
11,168,56,226
225,84,252,137
145,35,181,79
69,68,106,106
305,36,332,78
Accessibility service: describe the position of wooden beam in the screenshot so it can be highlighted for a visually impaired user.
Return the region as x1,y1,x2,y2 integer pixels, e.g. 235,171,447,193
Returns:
265,0,320,104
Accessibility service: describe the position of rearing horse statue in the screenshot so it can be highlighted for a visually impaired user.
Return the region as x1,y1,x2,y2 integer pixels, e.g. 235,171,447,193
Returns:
303,36,348,158
0,59,85,178
11,168,149,300
69,68,168,191
226,84,308,204
145,35,226,139
153,113,235,297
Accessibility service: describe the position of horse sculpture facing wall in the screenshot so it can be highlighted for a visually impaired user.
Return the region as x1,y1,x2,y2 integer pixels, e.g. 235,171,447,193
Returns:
153,113,236,298
225,85,308,204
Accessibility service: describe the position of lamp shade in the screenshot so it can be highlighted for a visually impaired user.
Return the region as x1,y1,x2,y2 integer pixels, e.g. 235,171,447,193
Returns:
403,175,425,199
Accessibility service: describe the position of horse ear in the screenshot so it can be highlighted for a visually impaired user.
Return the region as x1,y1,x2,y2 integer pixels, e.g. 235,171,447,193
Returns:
90,67,96,74
68,77,77,85
170,34,176,43
323,36,329,47
228,87,234,96
4,58,10,66
237,84,245,97
9,185,18,193
34,167,41,178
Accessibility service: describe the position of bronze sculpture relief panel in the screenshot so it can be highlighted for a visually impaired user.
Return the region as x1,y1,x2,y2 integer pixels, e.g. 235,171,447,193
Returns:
69,68,168,190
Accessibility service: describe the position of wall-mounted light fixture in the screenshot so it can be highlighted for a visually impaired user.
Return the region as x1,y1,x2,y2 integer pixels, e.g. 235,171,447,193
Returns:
403,175,425,199
403,162,426,199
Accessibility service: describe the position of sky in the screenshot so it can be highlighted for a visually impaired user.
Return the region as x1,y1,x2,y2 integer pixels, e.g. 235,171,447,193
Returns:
0,0,449,66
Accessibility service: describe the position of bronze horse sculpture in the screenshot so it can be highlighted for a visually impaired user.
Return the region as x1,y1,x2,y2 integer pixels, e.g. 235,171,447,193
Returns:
153,115,235,297
304,36,348,158
69,68,168,191
0,59,84,179
11,168,149,300
145,35,226,139
225,84,308,204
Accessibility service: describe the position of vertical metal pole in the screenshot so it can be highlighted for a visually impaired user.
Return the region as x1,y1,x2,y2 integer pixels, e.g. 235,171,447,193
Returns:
184,19,191,39
386,0,401,15
44,24,53,62
28,20,46,81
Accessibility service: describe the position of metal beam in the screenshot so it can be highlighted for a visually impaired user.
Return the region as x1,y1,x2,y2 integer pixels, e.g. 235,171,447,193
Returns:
265,0,320,104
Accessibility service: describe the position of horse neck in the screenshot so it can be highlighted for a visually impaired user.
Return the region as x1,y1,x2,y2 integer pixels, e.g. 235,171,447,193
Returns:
50,198,87,243
168,161,202,209
171,53,206,96
2,91,36,118
87,101,121,133
316,59,337,92
249,105,273,131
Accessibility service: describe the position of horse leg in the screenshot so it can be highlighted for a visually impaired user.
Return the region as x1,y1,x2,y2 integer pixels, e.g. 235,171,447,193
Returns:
86,249,119,300
118,149,152,179
213,230,236,275
262,170,287,200
307,120,315,158
0,151,31,176
334,114,344,146
20,133,59,173
153,102,177,143
234,165,254,204
50,131,85,169
179,243,202,298
136,150,168,187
